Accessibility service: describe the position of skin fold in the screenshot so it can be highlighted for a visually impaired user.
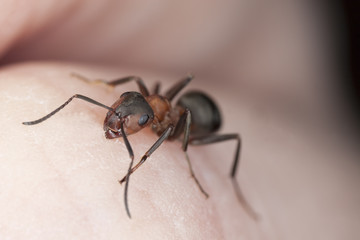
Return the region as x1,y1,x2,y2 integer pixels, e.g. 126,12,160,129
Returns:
0,1,359,240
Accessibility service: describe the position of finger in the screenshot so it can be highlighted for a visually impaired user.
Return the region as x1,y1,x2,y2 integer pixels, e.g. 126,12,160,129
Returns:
0,62,263,239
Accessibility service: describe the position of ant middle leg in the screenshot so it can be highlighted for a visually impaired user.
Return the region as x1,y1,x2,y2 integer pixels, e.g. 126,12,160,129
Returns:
189,134,258,220
170,108,209,198
152,82,161,95
152,73,193,97
71,73,150,97
164,74,193,101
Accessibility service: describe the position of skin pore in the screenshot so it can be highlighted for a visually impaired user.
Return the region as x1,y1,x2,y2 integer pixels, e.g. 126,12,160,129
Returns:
0,1,359,240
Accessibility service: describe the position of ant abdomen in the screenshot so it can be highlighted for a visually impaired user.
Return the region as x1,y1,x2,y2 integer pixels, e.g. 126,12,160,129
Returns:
176,91,222,136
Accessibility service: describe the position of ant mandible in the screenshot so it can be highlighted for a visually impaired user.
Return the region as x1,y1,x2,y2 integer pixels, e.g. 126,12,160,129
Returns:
22,73,258,220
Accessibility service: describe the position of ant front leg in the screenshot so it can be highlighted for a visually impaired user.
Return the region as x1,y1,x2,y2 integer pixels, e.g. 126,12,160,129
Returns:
119,124,174,184
71,73,150,97
119,121,135,219
170,108,209,198
190,134,258,220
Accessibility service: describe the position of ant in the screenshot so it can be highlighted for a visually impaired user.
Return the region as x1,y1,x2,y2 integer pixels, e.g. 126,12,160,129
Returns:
22,73,258,220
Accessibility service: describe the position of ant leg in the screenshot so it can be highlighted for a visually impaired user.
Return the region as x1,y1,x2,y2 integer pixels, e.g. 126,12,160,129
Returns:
119,124,174,184
170,109,209,198
70,73,115,92
153,82,161,95
190,134,258,220
71,73,150,97
22,94,113,125
164,74,193,101
119,121,135,219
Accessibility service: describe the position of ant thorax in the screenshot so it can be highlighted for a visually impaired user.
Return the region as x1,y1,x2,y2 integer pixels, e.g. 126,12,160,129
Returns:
146,94,183,136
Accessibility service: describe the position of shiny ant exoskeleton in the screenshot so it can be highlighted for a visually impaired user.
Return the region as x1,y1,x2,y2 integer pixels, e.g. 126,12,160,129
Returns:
22,73,257,219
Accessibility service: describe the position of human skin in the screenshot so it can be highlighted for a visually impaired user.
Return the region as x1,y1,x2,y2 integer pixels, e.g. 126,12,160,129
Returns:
0,1,360,240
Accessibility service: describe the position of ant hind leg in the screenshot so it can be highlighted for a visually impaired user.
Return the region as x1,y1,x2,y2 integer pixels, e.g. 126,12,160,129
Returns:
190,133,259,220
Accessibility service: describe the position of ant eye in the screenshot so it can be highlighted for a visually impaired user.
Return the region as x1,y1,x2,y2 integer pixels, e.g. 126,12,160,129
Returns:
138,114,149,126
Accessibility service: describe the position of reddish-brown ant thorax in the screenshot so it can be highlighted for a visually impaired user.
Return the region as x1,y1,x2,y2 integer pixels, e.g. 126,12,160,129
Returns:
146,95,171,122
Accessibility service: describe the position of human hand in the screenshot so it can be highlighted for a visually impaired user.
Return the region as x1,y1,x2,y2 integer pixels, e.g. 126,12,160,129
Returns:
1,1,359,240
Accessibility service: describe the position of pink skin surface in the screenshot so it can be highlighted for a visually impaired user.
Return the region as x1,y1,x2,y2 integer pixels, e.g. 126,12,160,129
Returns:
0,1,359,240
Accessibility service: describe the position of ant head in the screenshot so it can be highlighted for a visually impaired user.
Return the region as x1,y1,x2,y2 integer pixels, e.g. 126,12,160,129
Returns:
104,92,154,139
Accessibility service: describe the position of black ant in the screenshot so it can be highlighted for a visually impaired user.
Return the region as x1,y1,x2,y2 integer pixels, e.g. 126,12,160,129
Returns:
22,73,258,220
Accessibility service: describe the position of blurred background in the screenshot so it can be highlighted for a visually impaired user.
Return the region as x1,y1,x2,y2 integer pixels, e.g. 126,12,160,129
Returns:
338,0,360,134
0,1,358,140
